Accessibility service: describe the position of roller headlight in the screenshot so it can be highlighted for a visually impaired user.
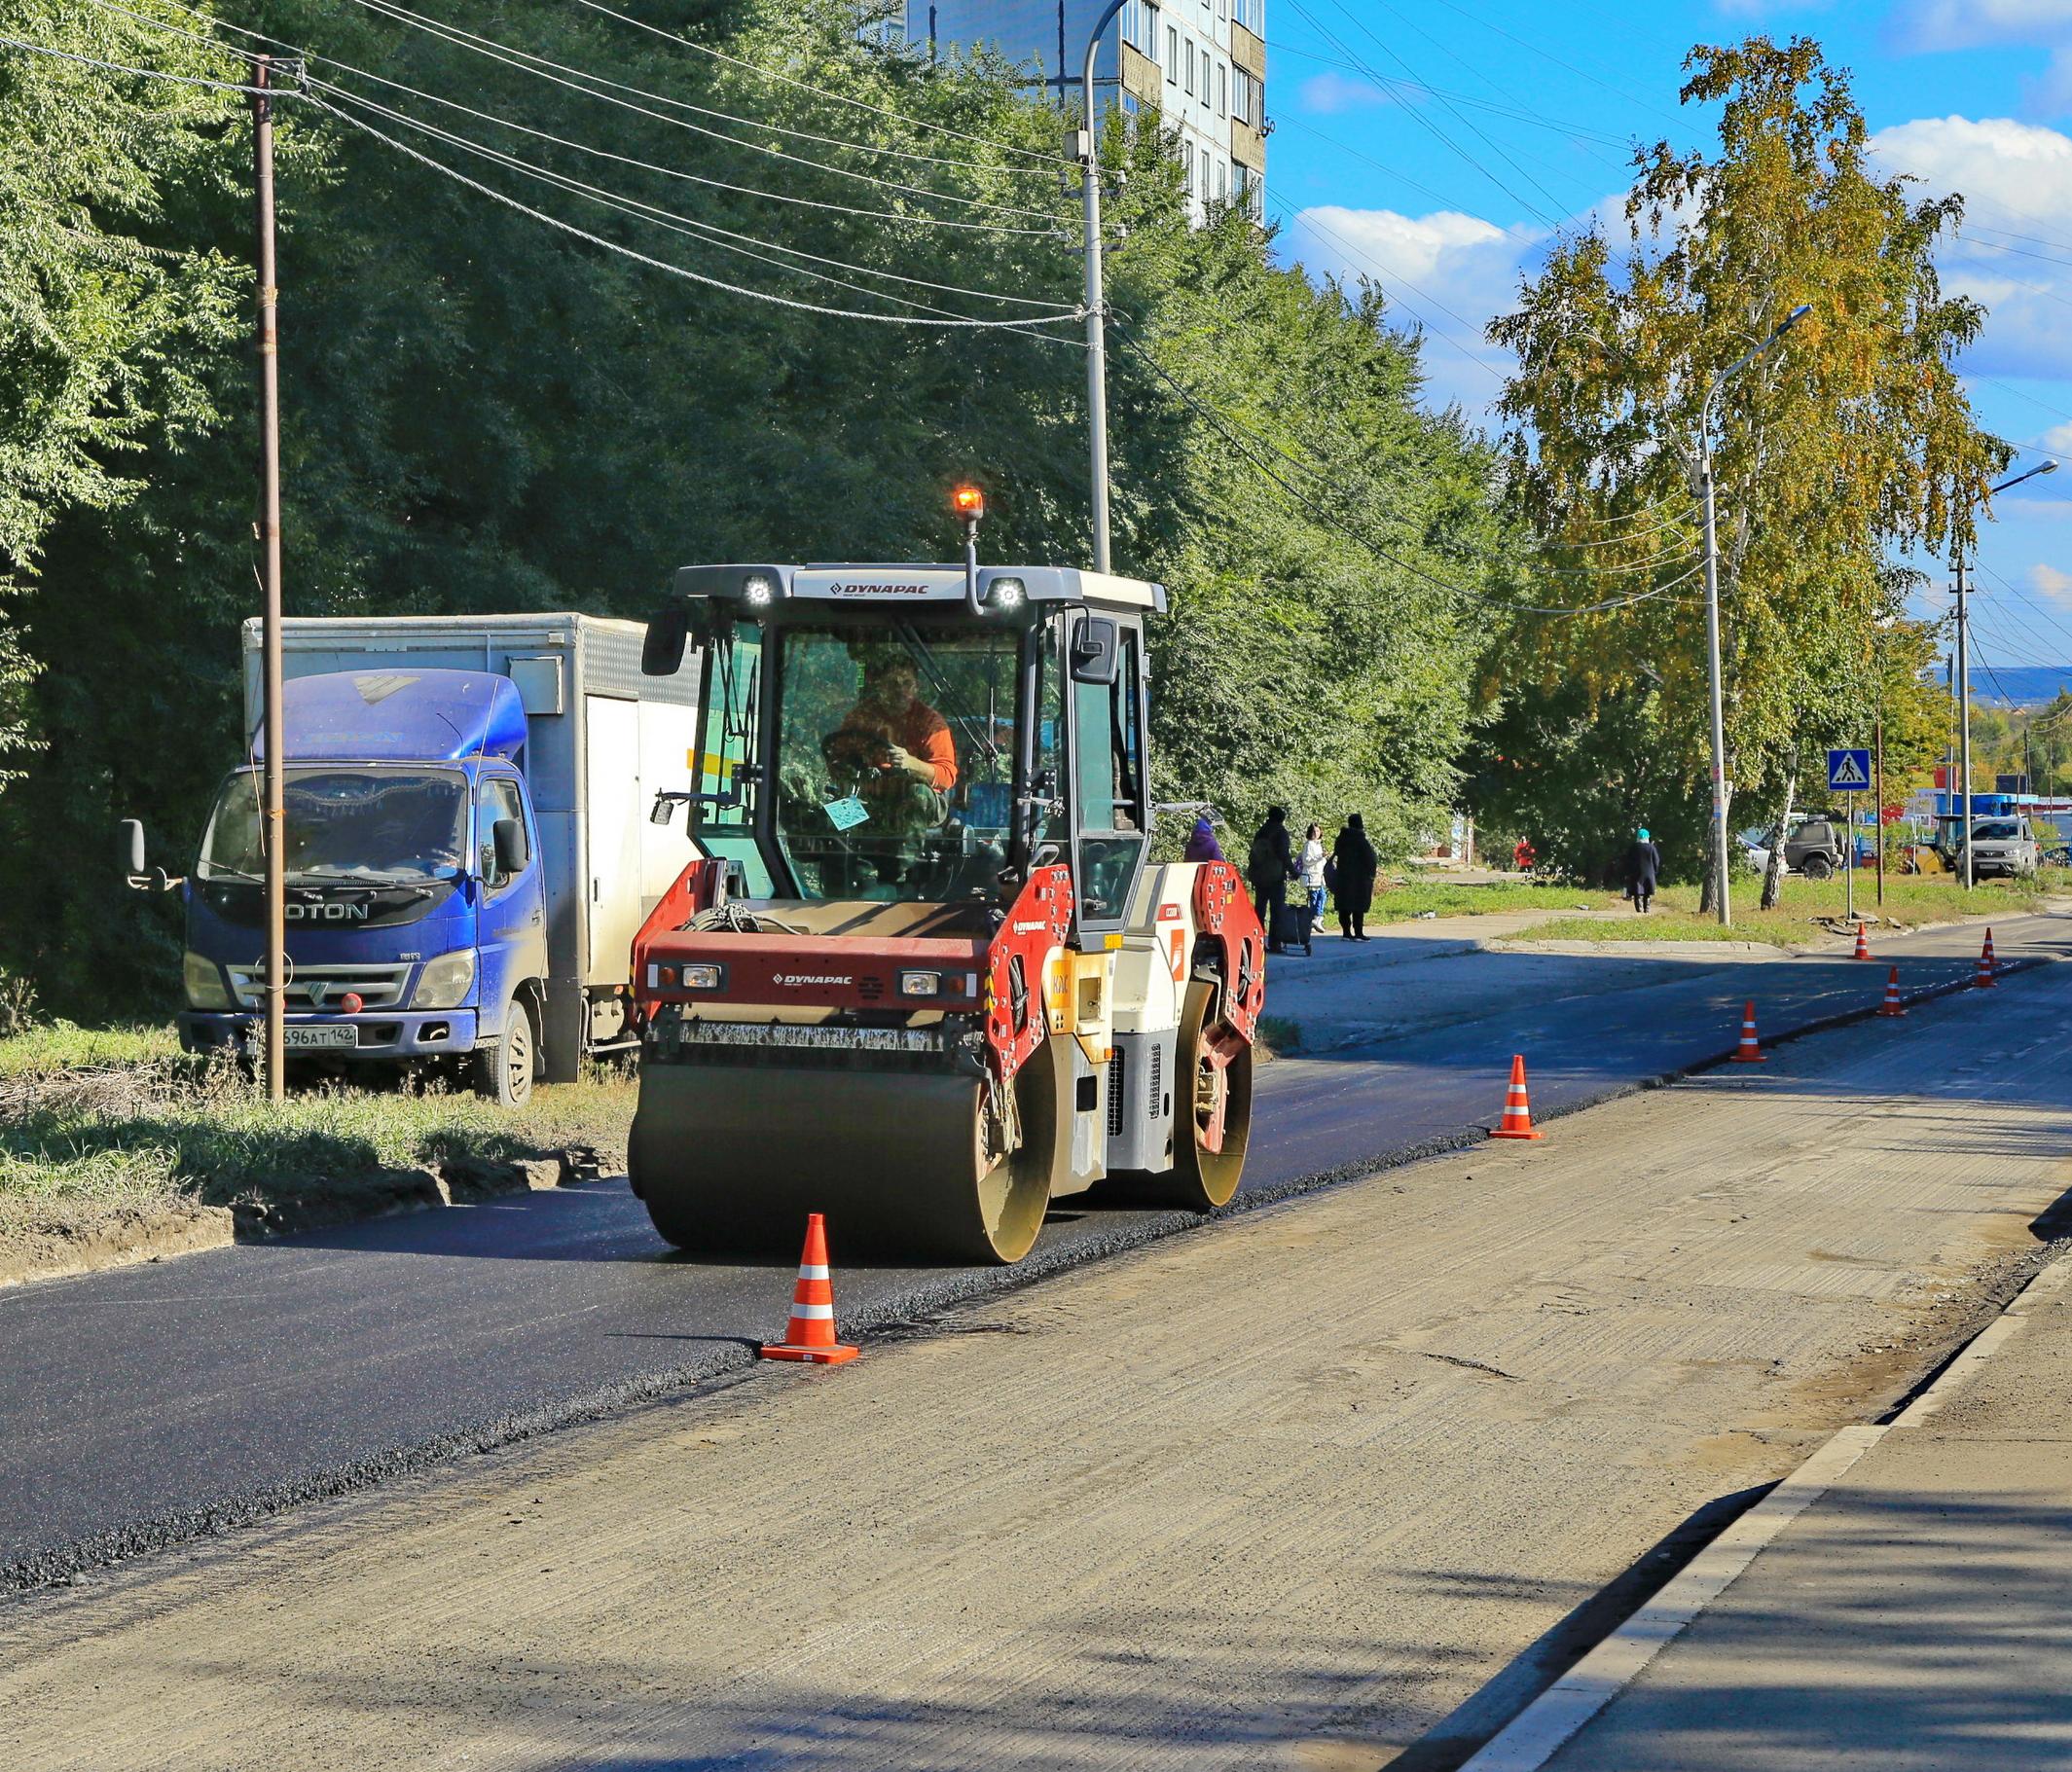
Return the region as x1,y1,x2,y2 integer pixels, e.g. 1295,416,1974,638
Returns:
987,576,1025,610
899,970,942,997
182,951,232,1011
742,572,778,607
412,950,477,1010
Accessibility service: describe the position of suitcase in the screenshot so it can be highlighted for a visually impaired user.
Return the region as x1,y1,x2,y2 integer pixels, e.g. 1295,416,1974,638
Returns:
1272,897,1314,956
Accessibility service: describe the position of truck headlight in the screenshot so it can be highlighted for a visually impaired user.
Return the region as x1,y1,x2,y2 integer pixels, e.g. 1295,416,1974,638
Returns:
899,970,942,997
413,950,476,1010
183,951,232,1011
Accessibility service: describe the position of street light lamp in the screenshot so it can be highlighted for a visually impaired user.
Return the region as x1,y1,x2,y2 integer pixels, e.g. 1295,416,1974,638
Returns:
1696,303,1811,926
1952,455,2059,888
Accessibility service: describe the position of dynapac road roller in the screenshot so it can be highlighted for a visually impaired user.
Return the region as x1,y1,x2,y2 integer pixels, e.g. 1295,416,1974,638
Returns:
627,492,1266,1263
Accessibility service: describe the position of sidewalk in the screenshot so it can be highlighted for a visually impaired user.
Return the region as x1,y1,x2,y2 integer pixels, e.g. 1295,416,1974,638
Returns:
1536,1252,2072,1771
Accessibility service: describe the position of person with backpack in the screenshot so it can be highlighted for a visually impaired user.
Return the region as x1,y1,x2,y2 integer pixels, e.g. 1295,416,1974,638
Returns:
1332,813,1378,941
1247,807,1298,953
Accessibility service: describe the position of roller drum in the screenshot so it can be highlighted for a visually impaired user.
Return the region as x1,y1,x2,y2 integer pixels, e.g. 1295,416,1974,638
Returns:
630,1037,1071,1265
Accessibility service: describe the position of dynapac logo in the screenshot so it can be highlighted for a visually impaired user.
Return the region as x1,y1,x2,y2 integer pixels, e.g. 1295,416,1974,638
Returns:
285,901,369,922
826,581,933,597
776,973,855,987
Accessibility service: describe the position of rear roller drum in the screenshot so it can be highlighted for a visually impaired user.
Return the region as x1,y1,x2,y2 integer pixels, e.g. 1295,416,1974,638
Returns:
628,1034,1072,1265
1135,979,1253,1212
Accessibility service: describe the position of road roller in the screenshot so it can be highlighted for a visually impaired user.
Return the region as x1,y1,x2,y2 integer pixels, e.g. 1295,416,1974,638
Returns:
625,490,1267,1263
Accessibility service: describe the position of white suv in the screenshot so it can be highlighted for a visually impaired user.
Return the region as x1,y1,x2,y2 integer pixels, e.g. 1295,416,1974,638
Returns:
1961,816,2039,880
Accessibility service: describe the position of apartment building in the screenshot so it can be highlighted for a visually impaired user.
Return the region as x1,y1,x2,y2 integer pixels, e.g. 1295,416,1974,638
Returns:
895,0,1266,222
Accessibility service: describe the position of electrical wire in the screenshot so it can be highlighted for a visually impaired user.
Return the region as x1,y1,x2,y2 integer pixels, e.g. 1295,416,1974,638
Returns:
79,0,264,61
306,75,1077,312
1113,328,1696,616
569,0,1073,169
327,0,1069,228
302,61,1060,240
0,31,273,91
305,93,1085,333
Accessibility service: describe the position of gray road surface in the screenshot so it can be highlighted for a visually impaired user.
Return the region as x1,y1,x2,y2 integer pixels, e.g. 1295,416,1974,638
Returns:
2,913,2063,1584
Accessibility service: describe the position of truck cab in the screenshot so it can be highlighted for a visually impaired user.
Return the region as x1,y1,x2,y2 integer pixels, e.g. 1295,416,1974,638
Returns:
177,670,550,1102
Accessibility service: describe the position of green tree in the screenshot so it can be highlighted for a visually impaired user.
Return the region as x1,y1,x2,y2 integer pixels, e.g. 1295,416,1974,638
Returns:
1476,36,2003,904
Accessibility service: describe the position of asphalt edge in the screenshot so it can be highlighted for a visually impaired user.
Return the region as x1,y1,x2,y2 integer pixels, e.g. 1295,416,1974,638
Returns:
2,949,2053,1596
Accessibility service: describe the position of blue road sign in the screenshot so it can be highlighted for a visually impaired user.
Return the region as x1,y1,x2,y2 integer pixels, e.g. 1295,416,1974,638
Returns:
1828,747,1872,792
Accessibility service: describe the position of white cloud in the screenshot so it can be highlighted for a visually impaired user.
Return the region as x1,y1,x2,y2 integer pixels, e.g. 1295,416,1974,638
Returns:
1893,0,2072,54
1869,116,2072,380
2031,562,2072,596
1286,205,1547,411
1296,71,1389,115
2043,422,2072,452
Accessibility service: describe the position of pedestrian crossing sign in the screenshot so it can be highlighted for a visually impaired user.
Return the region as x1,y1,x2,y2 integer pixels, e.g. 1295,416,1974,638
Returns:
1827,748,1872,792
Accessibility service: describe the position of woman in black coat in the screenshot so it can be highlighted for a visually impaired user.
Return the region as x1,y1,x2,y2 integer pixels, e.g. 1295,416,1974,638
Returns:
1624,826,1661,914
1331,814,1379,940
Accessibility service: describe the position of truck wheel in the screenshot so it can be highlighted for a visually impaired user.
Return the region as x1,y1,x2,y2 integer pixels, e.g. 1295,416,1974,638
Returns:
475,994,536,1108
1802,855,1835,881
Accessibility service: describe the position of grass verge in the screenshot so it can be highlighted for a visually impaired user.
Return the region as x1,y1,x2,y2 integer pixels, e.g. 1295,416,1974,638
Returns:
0,1026,637,1284
1366,881,1624,922
1514,874,2062,946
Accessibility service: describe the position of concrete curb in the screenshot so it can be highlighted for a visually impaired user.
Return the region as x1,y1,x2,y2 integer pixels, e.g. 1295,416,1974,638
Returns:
1449,1241,2072,1772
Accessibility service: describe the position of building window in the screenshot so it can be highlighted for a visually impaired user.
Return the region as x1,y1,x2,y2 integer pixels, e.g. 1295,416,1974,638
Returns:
1183,40,1194,94
1232,66,1250,125
1217,60,1226,115
1218,159,1228,200
1166,24,1178,79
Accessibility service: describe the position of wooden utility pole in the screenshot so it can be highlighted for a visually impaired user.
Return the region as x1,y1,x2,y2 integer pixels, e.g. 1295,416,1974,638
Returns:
1873,708,1885,908
254,55,285,1102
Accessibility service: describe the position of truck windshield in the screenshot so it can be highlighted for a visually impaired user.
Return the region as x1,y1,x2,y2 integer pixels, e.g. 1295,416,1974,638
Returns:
199,767,470,884
771,623,1023,902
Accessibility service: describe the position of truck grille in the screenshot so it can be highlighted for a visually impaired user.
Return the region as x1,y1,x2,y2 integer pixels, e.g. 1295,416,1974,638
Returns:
225,961,411,1011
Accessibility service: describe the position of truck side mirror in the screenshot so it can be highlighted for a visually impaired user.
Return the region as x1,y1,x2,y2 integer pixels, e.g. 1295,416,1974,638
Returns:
491,817,527,878
641,605,689,677
1070,616,1119,686
120,818,146,877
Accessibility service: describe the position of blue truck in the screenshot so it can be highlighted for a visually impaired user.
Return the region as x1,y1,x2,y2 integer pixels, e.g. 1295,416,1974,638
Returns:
127,614,702,1103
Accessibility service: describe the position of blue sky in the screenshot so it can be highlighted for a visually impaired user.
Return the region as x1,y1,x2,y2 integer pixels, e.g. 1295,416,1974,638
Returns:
1263,0,2072,676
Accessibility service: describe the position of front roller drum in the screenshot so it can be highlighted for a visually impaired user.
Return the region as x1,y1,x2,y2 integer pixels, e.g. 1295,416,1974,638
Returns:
628,1037,1073,1265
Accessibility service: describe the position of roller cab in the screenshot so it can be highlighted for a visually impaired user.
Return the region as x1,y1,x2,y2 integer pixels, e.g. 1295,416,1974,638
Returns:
629,507,1266,1264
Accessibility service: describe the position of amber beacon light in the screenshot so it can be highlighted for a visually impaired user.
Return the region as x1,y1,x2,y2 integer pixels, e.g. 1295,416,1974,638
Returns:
951,484,986,522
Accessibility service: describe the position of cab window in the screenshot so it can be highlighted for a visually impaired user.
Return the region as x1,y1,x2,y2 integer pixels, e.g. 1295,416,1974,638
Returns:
1071,624,1146,922
478,777,529,889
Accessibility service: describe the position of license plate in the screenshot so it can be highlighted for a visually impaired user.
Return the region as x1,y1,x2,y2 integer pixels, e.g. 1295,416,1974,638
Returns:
283,1025,359,1050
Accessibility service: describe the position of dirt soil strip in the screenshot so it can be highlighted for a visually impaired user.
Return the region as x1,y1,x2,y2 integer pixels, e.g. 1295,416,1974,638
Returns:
5,972,2069,1770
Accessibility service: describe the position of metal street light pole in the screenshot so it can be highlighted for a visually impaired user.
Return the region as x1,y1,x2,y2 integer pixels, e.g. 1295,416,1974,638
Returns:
1696,303,1811,927
253,54,286,1103
1954,457,2059,890
1077,0,1127,574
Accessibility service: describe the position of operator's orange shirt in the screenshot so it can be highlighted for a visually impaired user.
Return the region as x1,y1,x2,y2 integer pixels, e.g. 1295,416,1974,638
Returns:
900,703,958,792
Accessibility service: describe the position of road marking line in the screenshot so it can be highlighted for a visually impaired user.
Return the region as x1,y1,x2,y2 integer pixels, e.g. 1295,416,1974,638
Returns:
1455,1245,2070,1772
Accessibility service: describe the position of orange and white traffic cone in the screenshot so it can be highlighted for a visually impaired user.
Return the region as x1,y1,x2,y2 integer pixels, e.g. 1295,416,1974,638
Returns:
1852,923,1872,961
1974,928,1997,990
1876,966,1907,1018
760,1213,860,1365
1488,1054,1545,1140
1730,999,1766,1063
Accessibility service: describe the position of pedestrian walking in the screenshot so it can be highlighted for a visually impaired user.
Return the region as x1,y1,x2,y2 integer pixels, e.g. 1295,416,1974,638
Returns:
1183,814,1223,864
1299,823,1328,927
1332,813,1378,941
1512,836,1537,875
1624,825,1661,915
1247,806,1298,952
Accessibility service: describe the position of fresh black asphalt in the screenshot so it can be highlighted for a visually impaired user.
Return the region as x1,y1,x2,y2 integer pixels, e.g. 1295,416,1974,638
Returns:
4,915,2064,1587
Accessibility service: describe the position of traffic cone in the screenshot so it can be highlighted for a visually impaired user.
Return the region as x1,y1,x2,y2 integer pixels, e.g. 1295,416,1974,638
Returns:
760,1213,860,1365
1730,1000,1766,1063
1975,928,1997,990
1876,966,1907,1018
1488,1054,1545,1140
1852,924,1872,961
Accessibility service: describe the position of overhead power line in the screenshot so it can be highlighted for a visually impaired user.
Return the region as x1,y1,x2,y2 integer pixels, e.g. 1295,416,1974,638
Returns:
569,0,1073,169
1113,328,1697,617
309,79,1077,319
327,0,1068,229
0,31,273,92
306,92,1084,333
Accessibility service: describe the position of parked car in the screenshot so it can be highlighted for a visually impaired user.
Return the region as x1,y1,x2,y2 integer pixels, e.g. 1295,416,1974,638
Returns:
1779,814,1846,880
1956,816,2040,880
